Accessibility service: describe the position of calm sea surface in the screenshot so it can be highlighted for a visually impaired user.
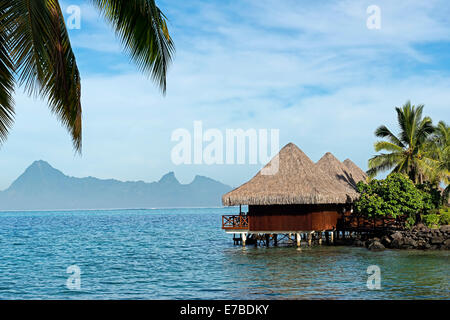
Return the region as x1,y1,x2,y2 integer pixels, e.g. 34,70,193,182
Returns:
0,208,448,300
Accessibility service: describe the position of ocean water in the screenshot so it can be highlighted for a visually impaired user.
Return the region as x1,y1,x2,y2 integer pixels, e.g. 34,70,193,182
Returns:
0,207,448,300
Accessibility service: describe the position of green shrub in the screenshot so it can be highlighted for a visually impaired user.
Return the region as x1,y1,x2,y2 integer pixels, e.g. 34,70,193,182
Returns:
421,207,449,227
416,182,442,209
355,173,433,226
422,213,441,228
439,207,450,225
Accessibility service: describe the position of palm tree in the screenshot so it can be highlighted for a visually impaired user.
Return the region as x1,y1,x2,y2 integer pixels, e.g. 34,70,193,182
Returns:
423,121,450,196
0,1,174,152
367,101,434,183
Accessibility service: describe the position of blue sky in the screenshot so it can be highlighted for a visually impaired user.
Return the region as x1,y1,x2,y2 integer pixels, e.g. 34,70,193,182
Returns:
0,0,449,189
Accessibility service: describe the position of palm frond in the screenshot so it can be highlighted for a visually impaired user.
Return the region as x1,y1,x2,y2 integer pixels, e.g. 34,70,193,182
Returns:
417,157,442,185
5,0,82,151
435,120,449,148
416,116,434,144
0,5,15,144
91,0,175,93
374,141,404,153
367,152,403,178
396,102,409,145
374,125,404,147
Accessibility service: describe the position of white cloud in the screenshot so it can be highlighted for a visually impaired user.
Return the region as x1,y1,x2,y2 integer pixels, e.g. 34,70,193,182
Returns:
0,0,449,190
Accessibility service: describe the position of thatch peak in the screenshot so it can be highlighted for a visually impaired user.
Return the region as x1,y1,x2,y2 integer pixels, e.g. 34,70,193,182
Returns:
222,143,359,206
343,158,368,184
343,158,359,169
316,152,360,192
318,152,341,163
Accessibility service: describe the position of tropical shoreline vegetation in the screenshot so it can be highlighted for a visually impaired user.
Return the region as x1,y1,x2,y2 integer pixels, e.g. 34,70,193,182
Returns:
356,101,449,229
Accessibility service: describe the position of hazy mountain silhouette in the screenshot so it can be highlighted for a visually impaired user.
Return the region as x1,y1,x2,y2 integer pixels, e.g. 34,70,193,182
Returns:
0,161,232,210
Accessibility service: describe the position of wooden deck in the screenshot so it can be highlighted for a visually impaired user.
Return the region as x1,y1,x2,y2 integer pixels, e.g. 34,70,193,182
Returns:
222,213,404,233
222,215,249,230
337,213,405,232
221,213,406,247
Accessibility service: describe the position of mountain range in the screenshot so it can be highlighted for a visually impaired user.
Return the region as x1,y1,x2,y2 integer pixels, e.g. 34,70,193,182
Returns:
0,161,232,210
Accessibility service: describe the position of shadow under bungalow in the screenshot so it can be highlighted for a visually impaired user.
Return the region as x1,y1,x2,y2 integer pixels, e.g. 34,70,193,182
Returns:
221,143,369,246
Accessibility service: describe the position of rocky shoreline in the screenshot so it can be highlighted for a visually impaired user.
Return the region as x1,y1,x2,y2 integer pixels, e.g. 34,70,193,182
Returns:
338,224,450,251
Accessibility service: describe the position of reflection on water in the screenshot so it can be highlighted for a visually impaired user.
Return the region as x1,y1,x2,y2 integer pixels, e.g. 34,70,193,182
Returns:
0,208,448,299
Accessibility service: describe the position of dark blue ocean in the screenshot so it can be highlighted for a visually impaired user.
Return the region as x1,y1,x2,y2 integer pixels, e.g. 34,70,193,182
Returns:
0,208,448,299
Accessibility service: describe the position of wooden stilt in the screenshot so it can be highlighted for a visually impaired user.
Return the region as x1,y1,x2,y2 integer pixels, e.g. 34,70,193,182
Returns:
319,231,323,245
331,231,334,244
308,232,312,246
296,233,301,247
265,234,270,247
242,233,247,246
274,234,278,246
325,231,330,245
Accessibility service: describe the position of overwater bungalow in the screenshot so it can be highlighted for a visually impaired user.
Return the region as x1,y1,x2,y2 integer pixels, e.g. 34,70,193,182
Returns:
221,143,360,246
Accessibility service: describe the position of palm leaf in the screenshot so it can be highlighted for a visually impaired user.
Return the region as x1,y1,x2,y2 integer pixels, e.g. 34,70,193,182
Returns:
435,121,449,148
5,0,82,151
91,0,174,93
416,116,434,145
395,103,409,145
410,104,425,145
0,5,15,144
367,152,403,178
374,125,404,147
374,141,404,153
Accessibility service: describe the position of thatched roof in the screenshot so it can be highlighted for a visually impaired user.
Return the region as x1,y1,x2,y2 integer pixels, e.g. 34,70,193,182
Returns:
222,143,359,206
316,152,362,192
342,158,368,185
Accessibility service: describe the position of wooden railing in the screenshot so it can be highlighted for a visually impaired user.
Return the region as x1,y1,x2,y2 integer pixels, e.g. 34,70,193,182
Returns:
222,215,249,230
338,213,405,231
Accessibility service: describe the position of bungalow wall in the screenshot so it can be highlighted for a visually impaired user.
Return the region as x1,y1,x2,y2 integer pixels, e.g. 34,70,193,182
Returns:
248,204,344,232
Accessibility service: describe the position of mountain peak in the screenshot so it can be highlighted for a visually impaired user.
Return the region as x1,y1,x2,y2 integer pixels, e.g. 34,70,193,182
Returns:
29,160,53,169
1,163,232,209
192,175,212,183
7,160,66,192
158,171,180,185
190,175,222,187
25,160,63,176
